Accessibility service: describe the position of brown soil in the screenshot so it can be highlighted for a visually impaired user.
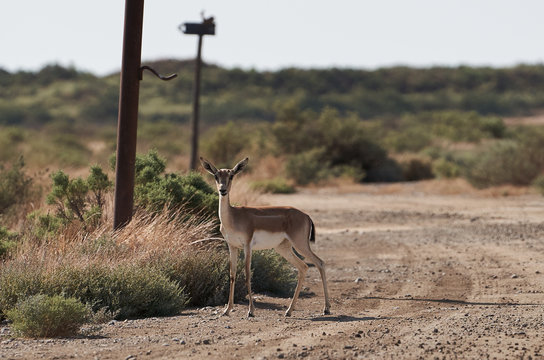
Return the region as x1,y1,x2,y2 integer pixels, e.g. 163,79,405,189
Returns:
2,184,544,359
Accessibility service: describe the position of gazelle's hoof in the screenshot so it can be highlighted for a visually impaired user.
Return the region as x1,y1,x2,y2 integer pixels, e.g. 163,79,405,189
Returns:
284,310,292,317
222,308,231,316
247,311,255,318
323,308,331,315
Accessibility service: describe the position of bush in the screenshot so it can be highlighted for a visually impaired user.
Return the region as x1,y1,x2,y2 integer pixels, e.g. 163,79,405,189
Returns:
6,294,90,338
0,263,188,320
285,148,330,185
532,175,544,195
251,250,297,296
384,111,506,152
46,166,112,227
0,226,17,258
364,158,403,183
0,157,33,215
401,159,434,181
49,265,188,319
158,249,298,306
275,106,399,184
201,121,252,168
466,138,544,188
0,264,44,317
25,211,63,240
250,178,296,194
158,251,246,307
128,151,218,217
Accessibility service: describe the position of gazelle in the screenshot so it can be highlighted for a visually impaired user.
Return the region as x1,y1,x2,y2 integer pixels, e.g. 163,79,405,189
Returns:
200,157,331,318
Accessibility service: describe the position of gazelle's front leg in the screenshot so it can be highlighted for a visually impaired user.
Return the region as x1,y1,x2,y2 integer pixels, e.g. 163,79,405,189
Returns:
223,244,239,316
244,244,255,317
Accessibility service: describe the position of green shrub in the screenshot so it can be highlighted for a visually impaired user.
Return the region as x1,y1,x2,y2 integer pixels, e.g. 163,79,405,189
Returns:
49,265,188,319
0,263,188,320
126,151,218,217
50,134,92,167
401,159,434,181
201,121,252,168
0,127,25,162
364,158,403,182
6,294,90,338
328,165,366,183
285,148,330,185
0,226,17,258
25,211,63,240
158,249,298,306
274,106,397,183
251,250,297,297
0,157,33,215
0,264,46,318
46,166,112,226
466,139,544,188
432,158,463,178
157,251,246,307
250,178,296,194
385,127,433,153
532,175,544,195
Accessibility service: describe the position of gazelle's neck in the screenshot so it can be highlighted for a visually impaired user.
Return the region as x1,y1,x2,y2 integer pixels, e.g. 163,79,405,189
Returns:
218,193,232,222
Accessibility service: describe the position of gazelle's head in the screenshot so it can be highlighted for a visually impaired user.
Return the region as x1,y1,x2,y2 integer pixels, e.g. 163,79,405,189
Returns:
200,157,249,197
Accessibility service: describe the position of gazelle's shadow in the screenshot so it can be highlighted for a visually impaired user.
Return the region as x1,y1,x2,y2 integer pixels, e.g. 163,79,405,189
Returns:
310,314,385,322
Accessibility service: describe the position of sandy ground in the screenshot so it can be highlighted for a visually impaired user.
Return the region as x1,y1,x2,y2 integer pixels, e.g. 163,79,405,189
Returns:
1,183,544,359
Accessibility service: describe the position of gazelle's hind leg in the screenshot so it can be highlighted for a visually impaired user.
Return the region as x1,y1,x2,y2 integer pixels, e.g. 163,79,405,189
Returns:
291,240,331,315
275,240,308,317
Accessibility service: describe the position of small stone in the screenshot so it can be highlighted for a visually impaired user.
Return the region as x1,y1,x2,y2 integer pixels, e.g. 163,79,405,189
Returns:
355,277,363,283
512,274,519,279
202,339,211,345
125,356,136,360
180,340,186,345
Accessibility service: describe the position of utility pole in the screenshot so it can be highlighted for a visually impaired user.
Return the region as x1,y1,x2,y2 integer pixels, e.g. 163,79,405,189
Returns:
114,0,176,229
180,16,215,170
113,0,145,229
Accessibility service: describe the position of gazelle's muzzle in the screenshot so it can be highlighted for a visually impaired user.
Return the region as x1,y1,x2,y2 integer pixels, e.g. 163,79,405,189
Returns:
219,188,228,196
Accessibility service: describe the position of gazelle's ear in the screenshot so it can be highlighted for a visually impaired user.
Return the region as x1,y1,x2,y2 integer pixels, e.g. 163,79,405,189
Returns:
232,157,249,176
200,157,218,175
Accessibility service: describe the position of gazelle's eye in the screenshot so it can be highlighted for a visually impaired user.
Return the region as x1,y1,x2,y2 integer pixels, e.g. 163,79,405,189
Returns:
229,174,234,181
214,174,219,181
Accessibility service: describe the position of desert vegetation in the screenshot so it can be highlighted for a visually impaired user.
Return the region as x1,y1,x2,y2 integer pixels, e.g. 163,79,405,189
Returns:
0,152,295,337
1,62,544,337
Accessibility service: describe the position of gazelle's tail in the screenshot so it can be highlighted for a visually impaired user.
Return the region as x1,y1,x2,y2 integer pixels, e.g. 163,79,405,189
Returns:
309,217,316,243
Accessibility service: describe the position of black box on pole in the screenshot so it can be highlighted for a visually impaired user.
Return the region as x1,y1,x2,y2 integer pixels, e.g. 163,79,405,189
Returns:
181,22,215,35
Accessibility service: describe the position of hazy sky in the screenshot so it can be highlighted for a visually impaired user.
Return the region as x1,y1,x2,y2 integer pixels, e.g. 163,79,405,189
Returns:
1,0,543,75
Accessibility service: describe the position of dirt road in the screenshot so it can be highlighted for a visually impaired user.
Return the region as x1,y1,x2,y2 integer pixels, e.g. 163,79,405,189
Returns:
2,184,544,359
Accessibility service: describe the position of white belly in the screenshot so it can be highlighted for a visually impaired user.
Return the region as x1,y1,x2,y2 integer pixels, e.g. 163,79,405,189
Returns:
251,230,287,250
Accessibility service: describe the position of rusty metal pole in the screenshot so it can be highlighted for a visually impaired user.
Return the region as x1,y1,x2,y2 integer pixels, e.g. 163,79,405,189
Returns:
189,34,203,171
113,0,145,229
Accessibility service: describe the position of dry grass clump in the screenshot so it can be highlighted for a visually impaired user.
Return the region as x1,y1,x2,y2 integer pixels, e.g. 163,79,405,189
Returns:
0,205,218,321
2,200,297,325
